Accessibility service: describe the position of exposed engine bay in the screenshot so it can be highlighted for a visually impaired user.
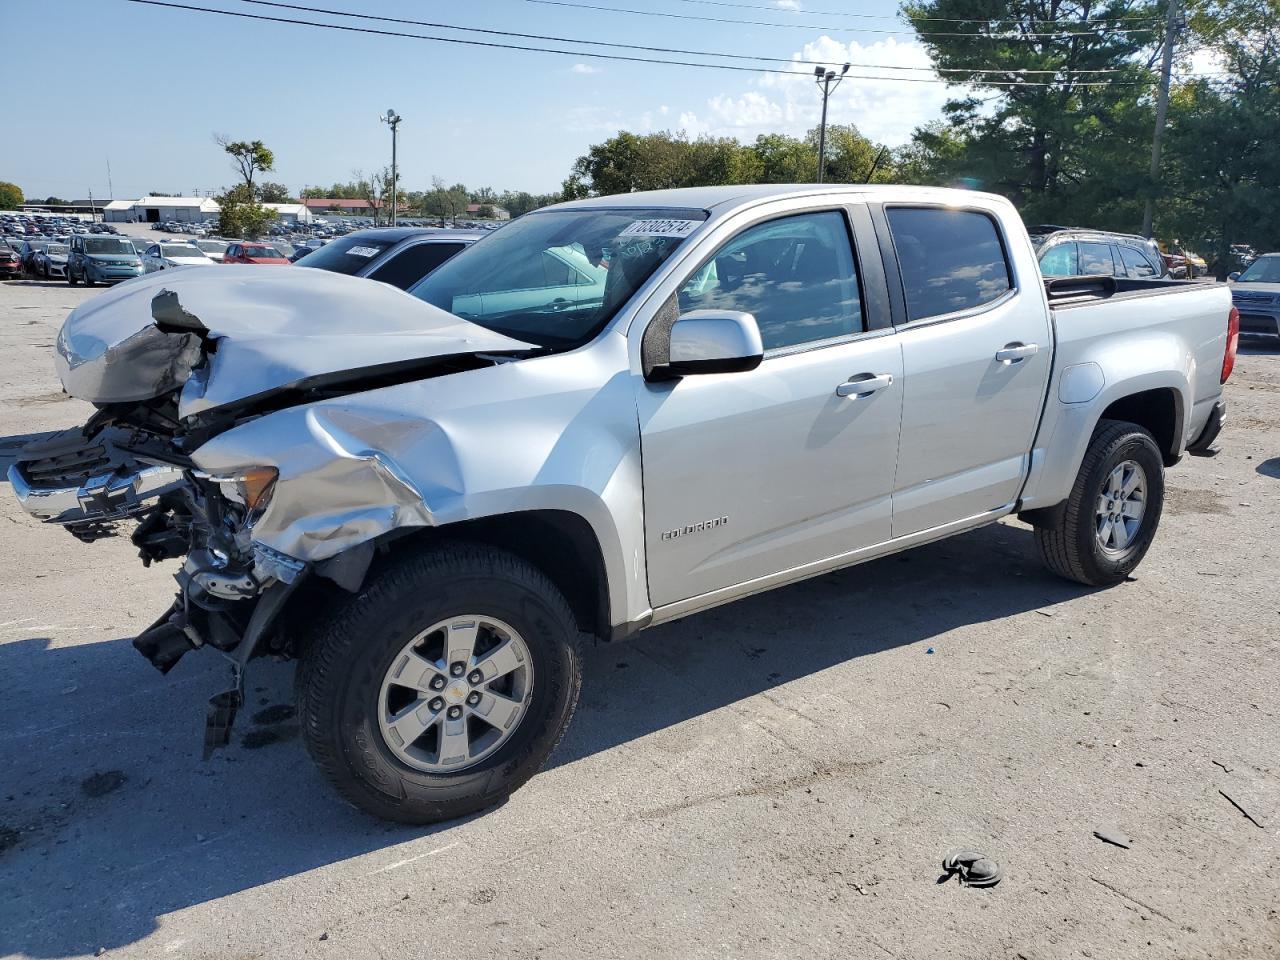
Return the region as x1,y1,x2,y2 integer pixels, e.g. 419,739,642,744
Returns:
9,267,543,753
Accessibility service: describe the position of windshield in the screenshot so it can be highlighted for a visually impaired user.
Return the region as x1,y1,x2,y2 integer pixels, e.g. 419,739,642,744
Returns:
295,234,397,274
162,244,203,258
1238,257,1280,283
85,238,136,255
196,241,227,253
409,207,707,347
46,244,68,255
243,245,281,258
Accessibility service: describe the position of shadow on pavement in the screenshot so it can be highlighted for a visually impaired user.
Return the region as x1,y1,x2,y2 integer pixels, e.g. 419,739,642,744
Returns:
0,520,1093,958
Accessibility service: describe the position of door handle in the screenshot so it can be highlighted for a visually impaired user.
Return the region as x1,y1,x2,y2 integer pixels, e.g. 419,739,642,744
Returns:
995,342,1039,364
835,373,893,398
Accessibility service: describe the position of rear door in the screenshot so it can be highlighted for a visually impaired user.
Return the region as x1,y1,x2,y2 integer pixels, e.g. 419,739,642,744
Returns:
635,205,903,606
879,204,1053,536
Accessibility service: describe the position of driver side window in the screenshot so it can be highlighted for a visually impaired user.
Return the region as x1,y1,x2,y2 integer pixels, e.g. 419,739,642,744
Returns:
677,211,862,351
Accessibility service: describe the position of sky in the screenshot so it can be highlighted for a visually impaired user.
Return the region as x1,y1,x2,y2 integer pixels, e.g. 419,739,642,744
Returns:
5,0,967,200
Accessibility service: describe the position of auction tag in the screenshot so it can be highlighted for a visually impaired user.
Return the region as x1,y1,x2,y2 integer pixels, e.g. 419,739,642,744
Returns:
618,219,700,239
346,245,381,257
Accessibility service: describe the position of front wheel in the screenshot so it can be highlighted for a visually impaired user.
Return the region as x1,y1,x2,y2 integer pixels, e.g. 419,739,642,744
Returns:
1035,419,1165,586
297,542,582,824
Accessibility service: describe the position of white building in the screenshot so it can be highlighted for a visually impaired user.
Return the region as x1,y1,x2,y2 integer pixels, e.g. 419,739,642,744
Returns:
103,196,221,224
262,202,313,225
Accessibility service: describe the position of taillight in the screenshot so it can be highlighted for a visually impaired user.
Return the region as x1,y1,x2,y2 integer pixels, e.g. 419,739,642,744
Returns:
1222,306,1239,384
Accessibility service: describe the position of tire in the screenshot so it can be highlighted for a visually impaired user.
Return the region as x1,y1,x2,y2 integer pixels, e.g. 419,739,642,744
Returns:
67,268,78,286
297,541,582,824
1035,419,1165,587
83,270,95,287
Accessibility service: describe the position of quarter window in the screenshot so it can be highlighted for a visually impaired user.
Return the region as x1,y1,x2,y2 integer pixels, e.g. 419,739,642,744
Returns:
677,211,861,351
1118,245,1157,278
886,207,1011,322
1078,242,1115,276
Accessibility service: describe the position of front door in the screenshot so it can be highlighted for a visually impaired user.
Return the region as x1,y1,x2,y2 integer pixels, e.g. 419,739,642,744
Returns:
881,205,1053,536
636,209,903,607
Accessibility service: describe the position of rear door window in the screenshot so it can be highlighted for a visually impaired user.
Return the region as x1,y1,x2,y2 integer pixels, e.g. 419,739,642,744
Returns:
885,207,1011,322
1078,242,1115,276
1118,245,1157,278
368,242,467,289
1039,242,1078,277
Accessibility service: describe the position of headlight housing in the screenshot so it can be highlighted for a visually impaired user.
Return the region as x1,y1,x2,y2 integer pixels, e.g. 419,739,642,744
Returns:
206,466,279,513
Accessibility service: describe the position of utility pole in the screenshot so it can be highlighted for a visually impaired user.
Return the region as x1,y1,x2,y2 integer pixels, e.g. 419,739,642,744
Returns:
1142,0,1181,238
380,108,402,226
106,156,114,200
814,63,849,183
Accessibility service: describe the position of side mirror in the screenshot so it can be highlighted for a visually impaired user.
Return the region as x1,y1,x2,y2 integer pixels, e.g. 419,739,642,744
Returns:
665,310,764,377
1227,272,1240,282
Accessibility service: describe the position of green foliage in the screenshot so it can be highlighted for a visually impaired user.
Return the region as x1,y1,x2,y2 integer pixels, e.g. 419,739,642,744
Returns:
421,178,469,221
216,135,275,192
257,181,295,204
216,184,274,239
0,181,23,210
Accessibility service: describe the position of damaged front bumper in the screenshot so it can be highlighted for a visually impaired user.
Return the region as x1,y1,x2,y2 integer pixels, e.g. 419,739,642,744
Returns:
8,427,186,534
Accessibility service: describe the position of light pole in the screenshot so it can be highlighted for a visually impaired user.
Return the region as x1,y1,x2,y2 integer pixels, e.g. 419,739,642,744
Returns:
814,63,849,184
380,108,402,226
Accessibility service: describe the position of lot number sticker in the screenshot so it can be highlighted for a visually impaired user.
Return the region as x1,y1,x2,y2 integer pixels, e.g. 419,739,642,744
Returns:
345,245,382,257
618,219,700,239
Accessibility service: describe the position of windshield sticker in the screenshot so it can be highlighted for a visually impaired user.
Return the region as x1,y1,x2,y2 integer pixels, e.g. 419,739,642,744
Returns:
345,245,381,257
618,219,700,239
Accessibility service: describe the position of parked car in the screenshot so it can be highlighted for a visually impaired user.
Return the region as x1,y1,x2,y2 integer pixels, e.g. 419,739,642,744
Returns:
1227,253,1280,339
293,228,482,289
191,239,229,263
67,235,146,286
18,239,50,274
0,243,21,278
223,242,290,265
140,242,215,273
1030,226,1167,279
9,185,1236,824
35,241,70,279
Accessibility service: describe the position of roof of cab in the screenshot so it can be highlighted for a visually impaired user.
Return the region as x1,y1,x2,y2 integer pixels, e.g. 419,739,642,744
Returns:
550,183,1009,214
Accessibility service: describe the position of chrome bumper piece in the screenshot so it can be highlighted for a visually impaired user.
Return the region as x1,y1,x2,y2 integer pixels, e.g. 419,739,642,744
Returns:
8,461,186,525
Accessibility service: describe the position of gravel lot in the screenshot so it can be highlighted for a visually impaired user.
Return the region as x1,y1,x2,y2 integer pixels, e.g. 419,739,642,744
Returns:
0,278,1277,960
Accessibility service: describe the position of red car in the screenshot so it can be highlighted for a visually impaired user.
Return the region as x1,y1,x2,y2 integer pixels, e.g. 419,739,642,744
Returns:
223,242,290,265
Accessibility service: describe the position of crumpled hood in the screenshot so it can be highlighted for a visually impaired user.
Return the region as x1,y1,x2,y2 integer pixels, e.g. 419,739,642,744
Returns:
55,265,536,418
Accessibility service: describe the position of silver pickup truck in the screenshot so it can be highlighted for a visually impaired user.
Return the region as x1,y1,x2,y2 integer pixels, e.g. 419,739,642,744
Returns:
11,185,1237,823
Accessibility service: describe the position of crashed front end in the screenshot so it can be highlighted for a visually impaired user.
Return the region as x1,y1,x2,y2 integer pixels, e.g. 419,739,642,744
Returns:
9,266,537,752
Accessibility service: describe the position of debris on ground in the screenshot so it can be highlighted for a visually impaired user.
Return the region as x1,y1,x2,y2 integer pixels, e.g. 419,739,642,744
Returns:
1093,827,1131,849
1219,789,1266,829
941,849,1002,887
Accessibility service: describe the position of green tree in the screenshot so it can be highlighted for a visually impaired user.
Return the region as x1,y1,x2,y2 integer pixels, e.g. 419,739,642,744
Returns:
215,135,275,194
748,133,816,183
901,0,1163,223
257,181,295,203
1163,0,1280,272
216,183,274,239
0,181,23,210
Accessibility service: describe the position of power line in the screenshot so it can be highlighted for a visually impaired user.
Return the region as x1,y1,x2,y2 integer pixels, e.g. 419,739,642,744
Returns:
118,0,1152,85
524,0,1161,38
666,0,1164,25
224,0,1138,75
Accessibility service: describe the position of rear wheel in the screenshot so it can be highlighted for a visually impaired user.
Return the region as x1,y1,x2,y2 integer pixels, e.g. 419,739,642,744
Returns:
297,542,582,824
1034,419,1165,586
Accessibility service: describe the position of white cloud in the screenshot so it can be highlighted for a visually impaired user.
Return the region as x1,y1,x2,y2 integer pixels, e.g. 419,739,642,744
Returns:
678,35,965,147
571,63,601,75
774,0,803,10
